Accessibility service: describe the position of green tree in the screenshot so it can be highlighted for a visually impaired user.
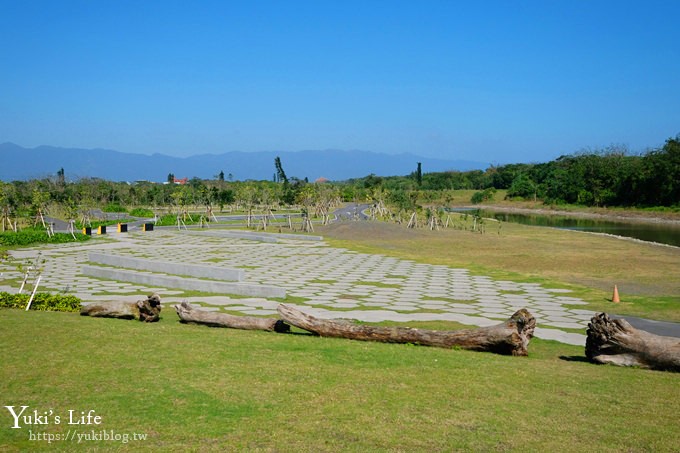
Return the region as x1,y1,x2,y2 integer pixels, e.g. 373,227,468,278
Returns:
274,157,288,184
637,136,680,206
471,188,496,204
362,174,383,190
506,174,537,200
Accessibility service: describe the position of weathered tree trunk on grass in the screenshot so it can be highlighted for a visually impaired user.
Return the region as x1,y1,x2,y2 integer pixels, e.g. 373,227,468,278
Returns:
80,293,162,322
277,304,536,356
174,301,290,332
586,313,680,372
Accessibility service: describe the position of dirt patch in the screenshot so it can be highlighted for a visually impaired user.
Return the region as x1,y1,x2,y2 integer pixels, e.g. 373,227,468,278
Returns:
320,221,425,242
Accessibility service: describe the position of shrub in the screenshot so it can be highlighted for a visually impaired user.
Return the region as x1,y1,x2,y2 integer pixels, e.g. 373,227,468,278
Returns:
155,213,201,226
129,208,154,217
103,203,127,213
0,292,82,312
506,175,537,200
155,214,179,226
470,188,496,204
0,230,90,247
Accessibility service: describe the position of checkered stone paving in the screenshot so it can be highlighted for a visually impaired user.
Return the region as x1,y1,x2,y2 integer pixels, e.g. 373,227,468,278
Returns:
0,228,594,345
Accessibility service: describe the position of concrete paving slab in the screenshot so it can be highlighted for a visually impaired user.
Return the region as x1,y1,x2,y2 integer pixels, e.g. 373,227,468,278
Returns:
533,327,585,346
83,265,286,298
239,309,278,316
329,302,359,309
544,321,586,330
442,307,479,314
7,228,609,345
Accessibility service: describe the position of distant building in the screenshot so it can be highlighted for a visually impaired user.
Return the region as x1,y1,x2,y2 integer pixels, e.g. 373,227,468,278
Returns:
173,177,188,185
315,177,329,183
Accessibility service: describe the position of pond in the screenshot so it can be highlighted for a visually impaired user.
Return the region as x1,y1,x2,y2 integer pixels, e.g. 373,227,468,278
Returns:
452,209,680,247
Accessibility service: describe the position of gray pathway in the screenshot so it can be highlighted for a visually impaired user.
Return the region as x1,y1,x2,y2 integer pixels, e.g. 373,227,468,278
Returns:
0,228,621,346
612,316,680,338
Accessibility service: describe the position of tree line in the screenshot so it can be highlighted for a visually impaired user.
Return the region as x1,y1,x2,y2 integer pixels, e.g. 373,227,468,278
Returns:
0,169,340,227
1,135,678,227
348,135,680,208
490,136,679,207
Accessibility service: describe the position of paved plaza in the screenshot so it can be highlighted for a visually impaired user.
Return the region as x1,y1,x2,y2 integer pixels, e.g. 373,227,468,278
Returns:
0,228,595,345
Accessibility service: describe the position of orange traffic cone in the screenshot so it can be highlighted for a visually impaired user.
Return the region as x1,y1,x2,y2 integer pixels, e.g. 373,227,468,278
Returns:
612,285,620,303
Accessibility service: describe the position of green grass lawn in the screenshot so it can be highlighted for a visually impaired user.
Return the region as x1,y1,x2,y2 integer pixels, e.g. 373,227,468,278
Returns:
2,209,679,451
1,309,679,452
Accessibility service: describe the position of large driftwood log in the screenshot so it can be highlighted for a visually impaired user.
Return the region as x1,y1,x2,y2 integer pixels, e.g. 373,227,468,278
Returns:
80,293,162,322
586,313,680,371
174,301,290,332
277,304,535,356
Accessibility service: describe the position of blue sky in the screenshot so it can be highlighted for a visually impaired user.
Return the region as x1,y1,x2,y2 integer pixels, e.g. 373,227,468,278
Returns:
1,0,679,165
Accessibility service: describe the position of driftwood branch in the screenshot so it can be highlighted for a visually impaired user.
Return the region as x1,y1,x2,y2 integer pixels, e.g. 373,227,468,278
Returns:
80,293,162,322
277,304,535,356
586,313,680,371
174,301,290,332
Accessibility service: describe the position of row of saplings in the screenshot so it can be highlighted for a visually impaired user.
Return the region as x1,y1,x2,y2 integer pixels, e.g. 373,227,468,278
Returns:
80,293,680,373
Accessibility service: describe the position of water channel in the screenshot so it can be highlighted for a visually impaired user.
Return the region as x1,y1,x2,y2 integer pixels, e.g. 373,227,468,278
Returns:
454,209,680,247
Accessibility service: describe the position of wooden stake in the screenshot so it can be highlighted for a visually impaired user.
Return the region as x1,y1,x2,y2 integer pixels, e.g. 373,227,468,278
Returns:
407,212,418,229
25,275,41,311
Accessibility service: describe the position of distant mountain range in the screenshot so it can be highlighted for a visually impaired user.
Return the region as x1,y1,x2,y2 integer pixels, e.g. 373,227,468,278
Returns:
0,142,488,182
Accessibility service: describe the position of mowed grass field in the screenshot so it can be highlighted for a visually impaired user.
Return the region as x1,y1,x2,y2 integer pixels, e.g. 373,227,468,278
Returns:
1,310,679,452
1,217,679,451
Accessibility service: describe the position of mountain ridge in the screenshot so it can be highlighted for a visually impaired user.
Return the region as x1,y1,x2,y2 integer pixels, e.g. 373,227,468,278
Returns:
0,142,488,182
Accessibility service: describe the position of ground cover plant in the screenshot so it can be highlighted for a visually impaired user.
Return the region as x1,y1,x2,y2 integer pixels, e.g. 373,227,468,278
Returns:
128,208,155,218
0,292,81,312
0,229,90,247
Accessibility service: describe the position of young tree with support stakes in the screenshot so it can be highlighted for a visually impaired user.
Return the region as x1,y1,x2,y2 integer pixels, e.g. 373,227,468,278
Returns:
31,189,50,229
171,186,191,230
296,185,317,232
236,184,258,228
0,183,17,232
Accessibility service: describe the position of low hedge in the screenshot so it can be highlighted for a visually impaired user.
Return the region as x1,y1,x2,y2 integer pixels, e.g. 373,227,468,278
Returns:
128,208,154,217
155,213,201,226
0,292,82,312
0,230,90,247
102,203,127,213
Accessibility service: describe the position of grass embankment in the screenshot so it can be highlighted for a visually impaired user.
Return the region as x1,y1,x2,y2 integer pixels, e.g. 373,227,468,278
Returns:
318,220,680,322
1,310,679,452
440,190,680,220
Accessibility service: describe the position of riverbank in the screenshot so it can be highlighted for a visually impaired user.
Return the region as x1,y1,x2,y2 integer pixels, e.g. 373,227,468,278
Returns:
472,203,680,225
